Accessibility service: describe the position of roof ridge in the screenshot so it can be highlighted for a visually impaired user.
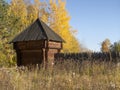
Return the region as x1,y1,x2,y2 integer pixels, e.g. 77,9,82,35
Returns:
39,19,64,42
37,19,48,40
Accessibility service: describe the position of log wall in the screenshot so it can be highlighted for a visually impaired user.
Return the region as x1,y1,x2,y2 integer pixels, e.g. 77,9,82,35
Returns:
13,40,62,66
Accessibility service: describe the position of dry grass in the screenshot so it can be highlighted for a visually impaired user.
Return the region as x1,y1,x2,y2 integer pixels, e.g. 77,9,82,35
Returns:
0,60,120,90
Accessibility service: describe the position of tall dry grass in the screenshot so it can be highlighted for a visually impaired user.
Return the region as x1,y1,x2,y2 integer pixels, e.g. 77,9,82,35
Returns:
0,60,120,90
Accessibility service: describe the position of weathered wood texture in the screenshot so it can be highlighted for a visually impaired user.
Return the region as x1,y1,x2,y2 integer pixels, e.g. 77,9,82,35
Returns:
14,40,45,50
21,50,43,66
48,41,62,49
14,40,62,66
11,18,64,67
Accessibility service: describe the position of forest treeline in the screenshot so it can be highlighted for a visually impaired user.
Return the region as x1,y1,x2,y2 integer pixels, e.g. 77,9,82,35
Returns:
0,0,81,67
0,0,120,67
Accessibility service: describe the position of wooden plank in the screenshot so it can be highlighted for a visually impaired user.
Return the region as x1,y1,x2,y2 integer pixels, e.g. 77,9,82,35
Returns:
21,50,43,65
47,49,58,59
16,41,45,50
16,50,22,66
48,41,62,49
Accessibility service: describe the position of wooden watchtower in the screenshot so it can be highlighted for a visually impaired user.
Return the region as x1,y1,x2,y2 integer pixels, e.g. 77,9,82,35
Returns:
10,18,64,66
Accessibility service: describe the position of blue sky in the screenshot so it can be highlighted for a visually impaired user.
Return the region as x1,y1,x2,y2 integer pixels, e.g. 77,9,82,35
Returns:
66,0,120,51
6,0,120,51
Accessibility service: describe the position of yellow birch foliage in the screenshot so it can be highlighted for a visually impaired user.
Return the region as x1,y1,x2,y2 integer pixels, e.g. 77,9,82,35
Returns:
101,39,111,52
8,0,48,30
33,0,49,23
49,0,80,52
8,0,80,53
26,5,38,23
8,0,28,30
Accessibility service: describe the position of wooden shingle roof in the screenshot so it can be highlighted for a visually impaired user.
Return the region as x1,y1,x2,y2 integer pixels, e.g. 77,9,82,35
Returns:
10,18,64,43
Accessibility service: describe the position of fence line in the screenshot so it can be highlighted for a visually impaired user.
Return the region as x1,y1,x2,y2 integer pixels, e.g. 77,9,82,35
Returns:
55,52,120,62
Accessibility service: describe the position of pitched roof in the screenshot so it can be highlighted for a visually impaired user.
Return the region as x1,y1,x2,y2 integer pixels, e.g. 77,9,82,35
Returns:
10,18,64,43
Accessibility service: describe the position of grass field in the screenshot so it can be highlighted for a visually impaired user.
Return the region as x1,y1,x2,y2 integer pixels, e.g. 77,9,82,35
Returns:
0,60,120,90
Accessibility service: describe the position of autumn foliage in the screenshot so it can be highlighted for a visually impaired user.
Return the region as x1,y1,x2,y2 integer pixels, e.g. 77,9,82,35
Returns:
0,0,80,66
9,0,81,52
